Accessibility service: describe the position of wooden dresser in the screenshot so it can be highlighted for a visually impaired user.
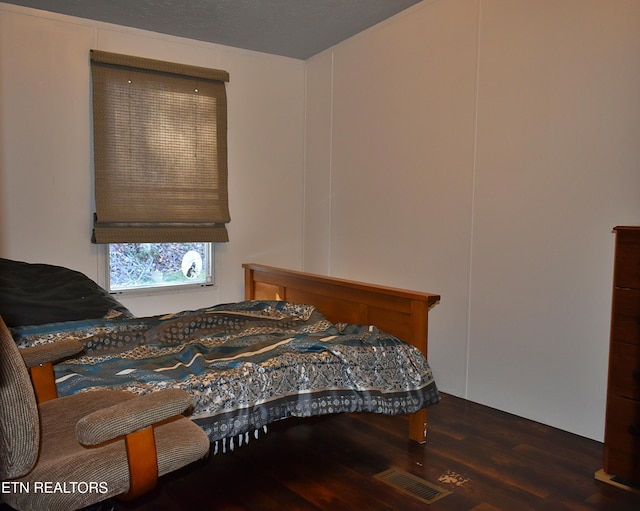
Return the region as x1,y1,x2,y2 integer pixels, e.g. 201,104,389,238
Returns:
601,226,640,488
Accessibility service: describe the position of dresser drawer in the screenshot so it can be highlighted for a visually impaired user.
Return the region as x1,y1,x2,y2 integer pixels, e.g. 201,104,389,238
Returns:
611,288,640,346
604,394,640,455
614,228,640,289
608,342,640,400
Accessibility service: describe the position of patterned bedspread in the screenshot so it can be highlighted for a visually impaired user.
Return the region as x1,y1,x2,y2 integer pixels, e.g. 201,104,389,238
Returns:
12,300,439,445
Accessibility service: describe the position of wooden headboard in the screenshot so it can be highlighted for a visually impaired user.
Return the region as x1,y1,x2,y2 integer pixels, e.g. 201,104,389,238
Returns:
243,263,440,443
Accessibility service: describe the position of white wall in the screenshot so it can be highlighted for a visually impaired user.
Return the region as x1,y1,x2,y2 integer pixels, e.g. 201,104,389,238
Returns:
3,1,640,442
0,3,306,316
304,0,640,440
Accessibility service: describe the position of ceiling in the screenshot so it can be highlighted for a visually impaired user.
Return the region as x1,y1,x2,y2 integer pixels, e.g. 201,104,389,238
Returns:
2,0,422,60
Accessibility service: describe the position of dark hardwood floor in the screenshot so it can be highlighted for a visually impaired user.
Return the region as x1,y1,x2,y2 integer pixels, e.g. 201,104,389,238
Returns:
3,393,640,510
116,393,640,511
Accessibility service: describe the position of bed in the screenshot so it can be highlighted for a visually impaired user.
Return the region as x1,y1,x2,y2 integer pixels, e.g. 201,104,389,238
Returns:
0,258,440,450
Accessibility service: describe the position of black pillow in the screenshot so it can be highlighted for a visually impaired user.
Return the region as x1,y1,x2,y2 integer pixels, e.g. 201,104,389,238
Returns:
0,258,133,327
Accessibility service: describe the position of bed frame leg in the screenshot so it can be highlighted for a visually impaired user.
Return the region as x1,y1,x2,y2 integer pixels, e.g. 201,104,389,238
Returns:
409,409,427,444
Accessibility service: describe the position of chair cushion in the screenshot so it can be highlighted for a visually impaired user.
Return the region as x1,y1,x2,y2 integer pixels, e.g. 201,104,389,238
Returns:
0,316,39,480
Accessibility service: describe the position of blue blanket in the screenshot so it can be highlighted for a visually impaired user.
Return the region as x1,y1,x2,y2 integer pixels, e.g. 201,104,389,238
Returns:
12,300,439,444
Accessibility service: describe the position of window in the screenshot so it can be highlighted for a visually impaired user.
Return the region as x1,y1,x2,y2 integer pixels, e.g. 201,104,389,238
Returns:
106,242,212,293
90,50,229,292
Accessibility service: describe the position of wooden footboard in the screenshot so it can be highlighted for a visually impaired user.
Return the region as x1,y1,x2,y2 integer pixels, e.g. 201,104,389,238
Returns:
243,263,440,443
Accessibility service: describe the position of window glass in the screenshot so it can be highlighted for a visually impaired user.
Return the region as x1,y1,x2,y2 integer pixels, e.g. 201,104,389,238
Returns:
107,242,212,292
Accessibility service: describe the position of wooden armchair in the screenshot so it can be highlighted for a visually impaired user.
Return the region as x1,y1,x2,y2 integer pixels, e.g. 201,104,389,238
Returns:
0,316,210,511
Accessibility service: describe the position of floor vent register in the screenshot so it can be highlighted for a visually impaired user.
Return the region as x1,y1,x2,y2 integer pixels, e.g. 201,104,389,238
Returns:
374,467,452,505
